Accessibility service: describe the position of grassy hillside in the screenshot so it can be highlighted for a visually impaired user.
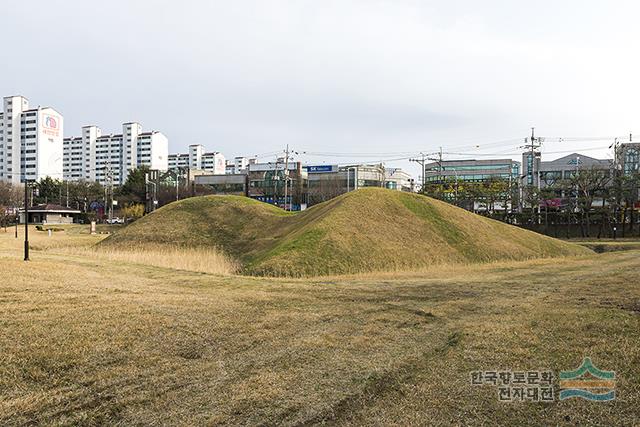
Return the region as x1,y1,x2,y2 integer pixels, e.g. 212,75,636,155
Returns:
102,188,591,276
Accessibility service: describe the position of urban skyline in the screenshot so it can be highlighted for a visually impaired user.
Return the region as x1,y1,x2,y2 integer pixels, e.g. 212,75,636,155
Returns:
2,92,634,177
3,1,640,178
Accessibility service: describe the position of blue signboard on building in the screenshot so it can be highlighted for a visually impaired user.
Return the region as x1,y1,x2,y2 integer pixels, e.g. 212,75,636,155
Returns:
305,165,336,173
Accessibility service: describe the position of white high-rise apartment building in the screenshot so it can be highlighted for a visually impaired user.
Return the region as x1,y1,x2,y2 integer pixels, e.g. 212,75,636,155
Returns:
225,156,250,174
168,144,226,174
64,122,168,185
0,95,64,184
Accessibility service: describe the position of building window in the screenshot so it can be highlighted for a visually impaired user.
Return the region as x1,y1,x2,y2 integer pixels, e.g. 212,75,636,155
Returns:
624,148,639,175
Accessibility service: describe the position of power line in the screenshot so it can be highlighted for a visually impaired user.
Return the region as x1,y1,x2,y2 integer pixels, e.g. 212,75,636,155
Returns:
444,145,613,157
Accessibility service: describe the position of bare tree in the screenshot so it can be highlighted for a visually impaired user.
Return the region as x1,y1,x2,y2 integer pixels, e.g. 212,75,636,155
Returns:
308,175,346,205
0,182,22,209
570,167,611,237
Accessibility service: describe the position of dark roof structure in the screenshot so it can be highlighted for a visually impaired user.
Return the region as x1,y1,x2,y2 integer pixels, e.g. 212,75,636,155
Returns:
20,204,81,213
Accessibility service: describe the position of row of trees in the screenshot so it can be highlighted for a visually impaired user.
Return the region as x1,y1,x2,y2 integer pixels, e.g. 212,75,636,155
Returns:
0,167,153,225
421,168,640,238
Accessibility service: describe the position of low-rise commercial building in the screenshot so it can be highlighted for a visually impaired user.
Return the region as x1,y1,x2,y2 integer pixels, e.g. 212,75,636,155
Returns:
385,167,414,191
194,173,248,196
192,160,309,210
306,163,414,205
424,158,520,185
248,161,308,210
536,153,611,188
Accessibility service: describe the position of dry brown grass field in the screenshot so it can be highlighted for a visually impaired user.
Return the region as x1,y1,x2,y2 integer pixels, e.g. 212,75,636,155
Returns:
0,225,639,425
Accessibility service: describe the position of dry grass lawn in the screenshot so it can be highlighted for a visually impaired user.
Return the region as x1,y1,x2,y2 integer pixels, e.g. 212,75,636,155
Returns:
0,225,638,425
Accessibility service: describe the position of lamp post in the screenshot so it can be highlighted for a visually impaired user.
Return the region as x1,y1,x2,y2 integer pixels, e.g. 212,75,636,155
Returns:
173,169,181,201
24,180,30,261
149,181,157,211
575,156,580,214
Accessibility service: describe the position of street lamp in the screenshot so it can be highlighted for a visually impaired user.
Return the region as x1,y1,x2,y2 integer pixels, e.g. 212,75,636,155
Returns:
145,172,158,212
23,180,31,261
150,181,157,211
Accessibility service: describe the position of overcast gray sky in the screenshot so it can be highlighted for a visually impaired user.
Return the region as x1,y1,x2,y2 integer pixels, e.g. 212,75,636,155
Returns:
2,0,638,173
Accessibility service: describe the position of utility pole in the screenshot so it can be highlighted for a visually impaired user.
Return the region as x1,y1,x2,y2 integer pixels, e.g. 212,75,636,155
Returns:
283,145,290,211
109,169,114,222
410,151,444,194
272,158,280,206
24,180,30,261
66,180,69,208
104,177,108,219
105,161,114,223
145,172,150,212
519,127,543,214
575,155,580,213
610,138,620,172
187,167,193,197
438,146,443,184
427,152,446,197
409,152,427,193
175,169,180,201
609,137,622,238
523,127,542,188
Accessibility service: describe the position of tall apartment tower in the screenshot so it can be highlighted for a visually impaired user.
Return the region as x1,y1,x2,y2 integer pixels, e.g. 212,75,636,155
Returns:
64,125,102,181
233,156,249,173
189,144,204,169
64,122,168,186
0,95,64,184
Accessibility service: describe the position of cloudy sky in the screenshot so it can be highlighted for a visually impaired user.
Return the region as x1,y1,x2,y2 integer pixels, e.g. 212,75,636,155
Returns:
2,1,638,174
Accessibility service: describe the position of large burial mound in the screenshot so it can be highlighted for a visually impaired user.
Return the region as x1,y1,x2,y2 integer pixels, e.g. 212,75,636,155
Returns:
102,188,591,276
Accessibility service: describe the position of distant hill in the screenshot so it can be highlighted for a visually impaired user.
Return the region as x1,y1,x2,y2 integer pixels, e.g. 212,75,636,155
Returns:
101,188,591,276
